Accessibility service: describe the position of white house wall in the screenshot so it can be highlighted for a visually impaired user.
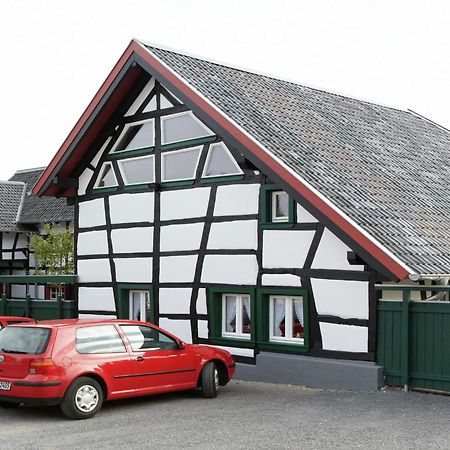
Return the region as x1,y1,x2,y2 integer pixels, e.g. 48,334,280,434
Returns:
73,78,377,362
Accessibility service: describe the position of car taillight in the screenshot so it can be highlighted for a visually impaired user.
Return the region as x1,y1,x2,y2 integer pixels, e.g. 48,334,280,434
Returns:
29,358,56,374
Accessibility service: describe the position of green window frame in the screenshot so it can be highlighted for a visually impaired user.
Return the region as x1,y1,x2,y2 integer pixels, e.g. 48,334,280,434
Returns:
207,287,256,348
207,286,309,353
260,185,296,229
117,284,156,324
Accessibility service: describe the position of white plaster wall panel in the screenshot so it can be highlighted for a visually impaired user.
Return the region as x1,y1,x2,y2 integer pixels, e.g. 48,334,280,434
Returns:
29,285,45,299
109,192,154,224
16,234,28,248
78,287,116,312
14,251,26,260
312,228,364,271
125,78,155,116
11,285,26,298
2,233,15,249
158,318,192,343
160,187,210,221
77,259,112,283
212,345,254,358
2,252,12,260
159,255,198,283
77,230,109,255
37,286,45,300
207,220,258,250
158,288,192,314
262,230,315,268
111,227,153,254
79,314,117,320
201,255,258,285
197,288,207,314
311,279,369,319
78,168,93,196
114,258,152,283
90,137,112,169
296,203,318,223
198,320,209,339
320,322,368,353
160,223,204,252
262,274,302,287
213,184,260,216
78,199,106,228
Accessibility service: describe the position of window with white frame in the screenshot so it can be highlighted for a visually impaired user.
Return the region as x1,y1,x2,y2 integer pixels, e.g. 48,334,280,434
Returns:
112,119,155,153
95,162,118,188
202,142,243,178
118,155,155,185
271,191,289,222
269,295,304,343
222,293,251,339
161,111,213,145
161,146,202,182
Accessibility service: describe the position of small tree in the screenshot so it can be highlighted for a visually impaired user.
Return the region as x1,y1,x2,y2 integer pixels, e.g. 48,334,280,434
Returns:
29,223,74,276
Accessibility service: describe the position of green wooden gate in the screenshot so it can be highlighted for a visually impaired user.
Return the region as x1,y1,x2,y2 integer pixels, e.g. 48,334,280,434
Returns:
377,284,450,393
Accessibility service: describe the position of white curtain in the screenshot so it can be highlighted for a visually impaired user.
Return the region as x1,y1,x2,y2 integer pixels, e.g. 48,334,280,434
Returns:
225,296,237,332
273,298,285,336
242,296,251,333
293,298,303,325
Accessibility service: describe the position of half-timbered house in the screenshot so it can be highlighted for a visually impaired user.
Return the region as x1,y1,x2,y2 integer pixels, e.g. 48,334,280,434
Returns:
32,41,450,390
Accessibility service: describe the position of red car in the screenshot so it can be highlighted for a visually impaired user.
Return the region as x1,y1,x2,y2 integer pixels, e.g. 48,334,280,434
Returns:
0,316,36,330
0,319,235,419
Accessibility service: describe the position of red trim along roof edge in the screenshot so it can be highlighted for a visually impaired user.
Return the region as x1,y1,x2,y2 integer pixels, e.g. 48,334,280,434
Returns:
33,39,412,280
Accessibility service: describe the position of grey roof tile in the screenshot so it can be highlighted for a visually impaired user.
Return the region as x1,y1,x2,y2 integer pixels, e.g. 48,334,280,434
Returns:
0,182,25,231
147,46,450,274
9,168,74,224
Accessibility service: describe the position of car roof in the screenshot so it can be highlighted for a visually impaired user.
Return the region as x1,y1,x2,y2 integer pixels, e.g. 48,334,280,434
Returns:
0,316,36,321
18,319,157,328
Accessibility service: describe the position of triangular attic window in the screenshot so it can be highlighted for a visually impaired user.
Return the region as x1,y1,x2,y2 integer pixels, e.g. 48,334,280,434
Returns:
95,162,118,188
203,143,243,177
143,95,157,113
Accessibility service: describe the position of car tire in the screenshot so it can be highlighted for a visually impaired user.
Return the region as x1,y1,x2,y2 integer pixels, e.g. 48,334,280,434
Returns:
60,377,104,420
0,401,20,408
201,361,219,398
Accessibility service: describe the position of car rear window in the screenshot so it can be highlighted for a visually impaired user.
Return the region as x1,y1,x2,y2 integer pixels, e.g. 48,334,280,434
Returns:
76,325,126,354
0,327,51,354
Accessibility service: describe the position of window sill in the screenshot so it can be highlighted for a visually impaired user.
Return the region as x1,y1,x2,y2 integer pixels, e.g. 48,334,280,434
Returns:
200,174,244,184
257,341,309,353
260,221,295,230
209,337,255,348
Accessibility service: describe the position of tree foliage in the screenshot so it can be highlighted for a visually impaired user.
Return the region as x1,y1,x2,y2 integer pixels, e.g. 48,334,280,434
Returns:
29,224,74,275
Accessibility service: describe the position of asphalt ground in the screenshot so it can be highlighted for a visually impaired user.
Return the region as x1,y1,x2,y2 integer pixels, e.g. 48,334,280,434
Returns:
0,380,449,449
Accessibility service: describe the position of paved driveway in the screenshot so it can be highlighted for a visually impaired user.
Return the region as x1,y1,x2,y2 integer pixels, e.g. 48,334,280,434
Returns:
0,381,449,449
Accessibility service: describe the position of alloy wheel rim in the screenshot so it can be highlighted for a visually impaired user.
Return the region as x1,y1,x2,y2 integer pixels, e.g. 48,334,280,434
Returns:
75,384,99,412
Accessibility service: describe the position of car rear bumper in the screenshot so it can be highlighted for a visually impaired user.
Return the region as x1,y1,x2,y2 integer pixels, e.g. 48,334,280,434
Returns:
0,394,61,406
0,379,65,405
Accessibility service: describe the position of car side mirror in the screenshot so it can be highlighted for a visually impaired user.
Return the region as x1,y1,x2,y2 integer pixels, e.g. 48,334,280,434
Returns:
178,341,185,350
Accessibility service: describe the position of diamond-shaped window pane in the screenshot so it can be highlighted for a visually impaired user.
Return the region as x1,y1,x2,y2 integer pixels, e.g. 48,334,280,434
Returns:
162,147,202,181
162,112,213,144
120,156,154,184
203,143,242,177
114,121,154,152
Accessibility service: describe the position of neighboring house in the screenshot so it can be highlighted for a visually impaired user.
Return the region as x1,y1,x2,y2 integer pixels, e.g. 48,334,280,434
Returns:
32,40,450,390
0,167,74,299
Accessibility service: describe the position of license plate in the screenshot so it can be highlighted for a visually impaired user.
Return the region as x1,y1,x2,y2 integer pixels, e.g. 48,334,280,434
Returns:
0,381,11,391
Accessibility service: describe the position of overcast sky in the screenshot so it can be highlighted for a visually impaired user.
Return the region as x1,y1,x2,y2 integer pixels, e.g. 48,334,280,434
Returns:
0,0,449,181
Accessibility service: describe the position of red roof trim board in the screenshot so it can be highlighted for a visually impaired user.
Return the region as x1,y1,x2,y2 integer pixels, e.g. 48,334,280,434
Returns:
33,40,411,280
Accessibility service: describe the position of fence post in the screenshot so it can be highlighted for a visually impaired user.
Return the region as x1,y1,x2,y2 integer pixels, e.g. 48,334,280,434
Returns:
25,294,32,318
1,293,6,315
401,289,410,391
57,294,63,319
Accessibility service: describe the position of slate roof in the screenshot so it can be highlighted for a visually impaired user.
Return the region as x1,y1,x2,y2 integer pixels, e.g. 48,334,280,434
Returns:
144,45,450,274
0,182,25,231
9,168,74,224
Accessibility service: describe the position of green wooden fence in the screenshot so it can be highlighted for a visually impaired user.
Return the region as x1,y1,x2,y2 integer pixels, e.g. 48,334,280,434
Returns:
376,284,450,393
0,275,78,320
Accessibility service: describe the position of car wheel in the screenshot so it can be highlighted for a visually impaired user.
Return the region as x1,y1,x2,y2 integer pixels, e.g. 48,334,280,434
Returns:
201,361,219,398
60,377,104,420
0,401,20,409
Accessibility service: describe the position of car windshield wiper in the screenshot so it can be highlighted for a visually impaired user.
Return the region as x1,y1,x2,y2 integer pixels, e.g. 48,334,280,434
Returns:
1,348,28,354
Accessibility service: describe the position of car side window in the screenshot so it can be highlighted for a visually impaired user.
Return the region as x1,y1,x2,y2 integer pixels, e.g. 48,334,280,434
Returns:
76,325,126,354
120,325,178,352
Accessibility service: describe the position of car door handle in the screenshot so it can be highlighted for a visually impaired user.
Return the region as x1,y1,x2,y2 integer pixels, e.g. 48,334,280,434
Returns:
136,356,144,362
